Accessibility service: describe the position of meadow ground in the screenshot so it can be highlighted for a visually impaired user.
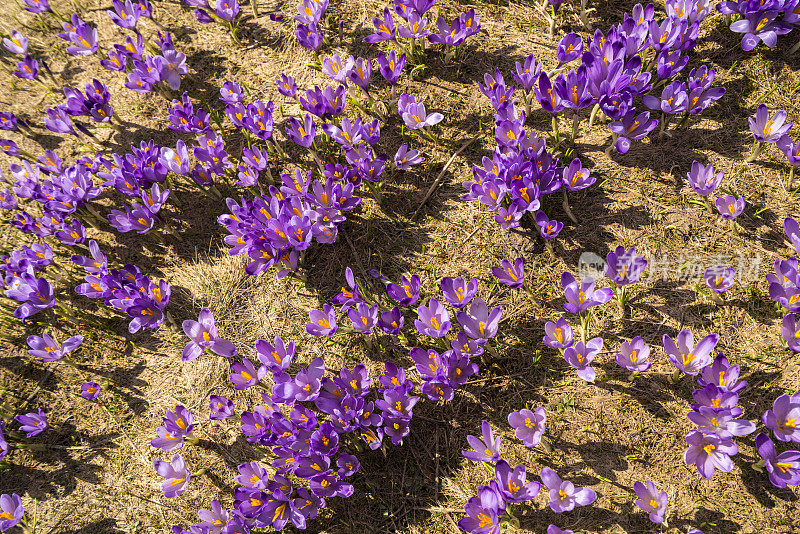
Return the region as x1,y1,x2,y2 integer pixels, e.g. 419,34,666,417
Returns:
1,0,799,532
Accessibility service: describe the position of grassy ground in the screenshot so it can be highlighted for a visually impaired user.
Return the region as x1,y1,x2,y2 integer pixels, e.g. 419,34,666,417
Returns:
1,0,800,532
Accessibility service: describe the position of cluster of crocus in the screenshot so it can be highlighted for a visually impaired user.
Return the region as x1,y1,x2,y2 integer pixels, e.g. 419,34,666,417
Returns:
184,0,240,26
683,354,755,478
87,141,176,234
717,0,798,51
72,240,170,333
364,0,479,55
60,79,114,124
685,160,745,222
458,420,595,533
4,29,43,83
169,339,428,531
306,267,501,402
99,30,189,93
2,263,55,321
293,0,327,51
461,77,580,233
748,105,800,188
2,155,101,246
770,218,800,337
151,405,196,451
756,393,800,488
502,1,724,165
217,171,361,277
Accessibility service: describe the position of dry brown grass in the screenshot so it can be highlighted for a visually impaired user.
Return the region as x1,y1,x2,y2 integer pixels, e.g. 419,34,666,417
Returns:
1,0,800,532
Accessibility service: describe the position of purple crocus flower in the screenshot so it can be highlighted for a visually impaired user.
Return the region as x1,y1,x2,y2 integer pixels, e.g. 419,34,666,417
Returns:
13,56,38,79
615,336,652,372
296,22,323,50
633,481,668,523
755,432,800,488
687,406,756,438
321,54,354,85
461,420,501,463
401,101,443,129
3,31,28,55
44,106,75,135
414,298,451,337
608,110,658,154
543,317,573,349
80,381,101,400
683,429,737,479
536,211,563,239
781,313,800,352
154,454,190,498
605,246,647,285
377,50,406,85
182,308,237,361
276,74,297,98
777,135,800,168
209,395,234,420
398,11,429,39
365,7,396,43
642,81,688,114
378,306,405,335
386,274,421,305
704,266,735,294
762,393,800,443
783,220,800,256
730,12,792,51
492,258,524,289
540,468,597,513
547,527,573,534
455,297,502,341
22,0,50,12
750,104,793,144
564,338,602,382
561,272,613,313
556,32,583,64
219,81,243,104
687,161,724,197
63,19,100,55
285,114,316,148
347,57,372,92
457,486,502,534
15,408,47,437
513,54,543,92
215,0,240,20
440,276,478,308
715,195,745,220
0,494,23,532
494,460,541,503
394,143,424,170
229,358,267,390
196,500,228,533
26,332,84,363
663,329,718,376
108,0,141,29
508,407,546,447
307,304,338,337
348,302,379,334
